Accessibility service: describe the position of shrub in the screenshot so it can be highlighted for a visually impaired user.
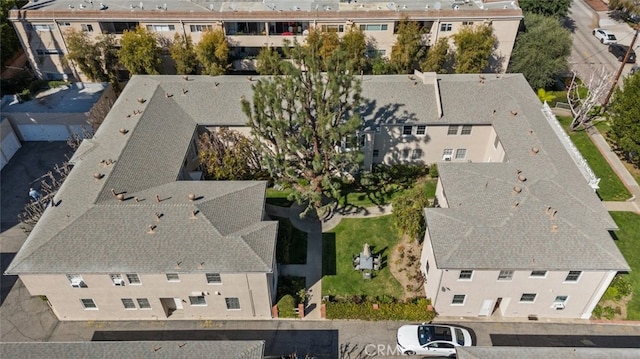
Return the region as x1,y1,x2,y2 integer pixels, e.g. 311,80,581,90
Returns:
592,304,603,318
277,294,298,318
429,163,438,178
326,297,435,321
376,294,396,304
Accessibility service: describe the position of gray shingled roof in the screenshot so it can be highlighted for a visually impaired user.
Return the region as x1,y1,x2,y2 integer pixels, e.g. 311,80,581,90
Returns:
456,347,640,359
6,76,276,274
424,74,628,271
0,341,265,359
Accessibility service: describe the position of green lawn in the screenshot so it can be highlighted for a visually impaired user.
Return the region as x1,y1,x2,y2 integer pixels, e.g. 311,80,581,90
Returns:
322,215,403,298
339,178,437,208
274,217,307,264
266,188,294,207
610,212,640,320
557,116,631,201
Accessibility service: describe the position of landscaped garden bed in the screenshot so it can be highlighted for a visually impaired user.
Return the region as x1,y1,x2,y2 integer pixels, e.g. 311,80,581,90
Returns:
275,276,306,318
274,216,307,265
325,296,435,321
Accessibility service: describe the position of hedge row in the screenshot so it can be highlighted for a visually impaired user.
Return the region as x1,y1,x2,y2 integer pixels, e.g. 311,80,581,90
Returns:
326,298,435,321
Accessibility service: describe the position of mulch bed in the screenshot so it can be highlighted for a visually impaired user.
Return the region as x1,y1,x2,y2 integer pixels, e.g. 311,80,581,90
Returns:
584,0,609,12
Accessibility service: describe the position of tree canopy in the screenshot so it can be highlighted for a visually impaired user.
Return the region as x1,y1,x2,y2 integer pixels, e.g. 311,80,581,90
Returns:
420,38,451,74
390,18,426,74
198,128,264,180
518,0,571,18
65,29,119,88
241,39,363,215
508,13,572,90
169,34,198,75
118,26,161,75
341,27,368,73
607,73,640,165
0,0,28,68
452,24,497,73
195,29,229,76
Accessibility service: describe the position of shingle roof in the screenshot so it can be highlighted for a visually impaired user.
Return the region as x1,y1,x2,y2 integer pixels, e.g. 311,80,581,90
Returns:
456,347,640,359
0,341,265,359
424,74,628,271
6,76,276,274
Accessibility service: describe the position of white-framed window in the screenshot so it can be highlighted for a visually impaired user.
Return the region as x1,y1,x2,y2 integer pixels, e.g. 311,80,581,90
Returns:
206,273,222,284
36,49,63,55
451,294,465,305
440,23,453,32
81,24,94,32
530,270,547,278
462,21,474,26
189,295,207,306
411,149,423,159
373,149,379,158
190,24,213,32
126,273,141,285
33,24,54,31
447,125,458,135
81,298,97,310
110,274,125,286
402,125,413,136
497,270,513,281
67,274,85,288
461,125,472,135
58,22,71,27
360,24,388,31
225,297,241,310
519,293,537,303
166,273,180,282
455,149,467,159
442,148,453,161
121,298,136,309
146,24,175,32
565,271,582,282
458,270,473,280
320,24,344,33
554,295,568,304
416,125,426,135
137,298,151,309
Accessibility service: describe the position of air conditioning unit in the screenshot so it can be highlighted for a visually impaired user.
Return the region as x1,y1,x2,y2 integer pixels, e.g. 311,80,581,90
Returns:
113,278,125,286
70,278,85,288
553,303,565,310
443,155,452,161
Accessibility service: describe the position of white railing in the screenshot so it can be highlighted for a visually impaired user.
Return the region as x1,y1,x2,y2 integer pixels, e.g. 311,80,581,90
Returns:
541,102,600,191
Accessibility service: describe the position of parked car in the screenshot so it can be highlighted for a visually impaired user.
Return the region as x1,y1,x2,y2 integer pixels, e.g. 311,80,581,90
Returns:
592,28,617,44
396,324,473,357
608,44,637,63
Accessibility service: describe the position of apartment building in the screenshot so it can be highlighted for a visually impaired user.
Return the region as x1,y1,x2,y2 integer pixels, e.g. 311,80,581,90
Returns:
8,0,523,81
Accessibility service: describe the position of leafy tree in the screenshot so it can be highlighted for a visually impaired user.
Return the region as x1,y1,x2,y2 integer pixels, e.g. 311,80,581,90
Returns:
420,38,451,74
536,88,557,103
518,0,571,18
340,27,367,73
242,39,363,214
1,0,28,68
65,29,109,82
256,47,285,75
370,53,393,75
508,13,572,90
390,18,426,74
392,184,430,241
452,24,496,73
119,26,161,75
198,128,264,180
169,34,198,75
195,29,229,76
607,72,640,165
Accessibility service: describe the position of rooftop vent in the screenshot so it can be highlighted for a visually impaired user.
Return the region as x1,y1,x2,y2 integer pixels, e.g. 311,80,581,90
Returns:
117,193,125,201
517,174,527,182
188,193,196,201
119,128,128,134
551,224,559,233
137,98,146,104
510,110,518,116
530,147,539,155
512,202,519,208
93,172,103,180
183,75,189,81
512,186,522,194
99,3,107,10
175,261,182,269
190,209,198,219
155,194,161,203
154,212,162,221
148,225,156,234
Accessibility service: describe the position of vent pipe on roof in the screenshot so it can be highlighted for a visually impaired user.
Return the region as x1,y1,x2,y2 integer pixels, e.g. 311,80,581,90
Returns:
111,188,117,197
137,98,146,104
512,186,522,194
188,193,196,201
517,174,527,182
190,209,198,219
530,147,539,155
154,212,162,221
119,128,128,134
134,197,140,203
510,110,518,116
512,202,519,208
175,261,182,269
148,225,156,234
551,224,559,233
116,193,125,201
183,75,189,81
93,172,103,180
155,194,161,203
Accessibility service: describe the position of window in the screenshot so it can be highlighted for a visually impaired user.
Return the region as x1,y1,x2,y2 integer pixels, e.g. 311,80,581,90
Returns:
33,24,54,31
497,270,513,280
402,126,413,135
81,298,97,309
442,148,453,160
462,21,474,26
366,49,386,57
416,125,426,135
455,149,467,160
359,24,388,31
447,125,458,135
565,271,582,282
81,24,94,32
225,297,240,310
530,270,547,278
206,273,222,284
440,23,453,32
126,273,141,285
493,136,499,149
58,22,71,27
458,270,473,280
110,274,125,286
411,149,423,159
121,298,136,309
320,25,344,32
451,294,465,305
190,24,213,32
67,274,85,288
372,149,379,158
461,125,472,135
137,298,151,309
36,49,63,55
146,24,175,32
520,293,537,302
554,295,568,303
189,295,207,306
402,149,411,159
166,273,180,282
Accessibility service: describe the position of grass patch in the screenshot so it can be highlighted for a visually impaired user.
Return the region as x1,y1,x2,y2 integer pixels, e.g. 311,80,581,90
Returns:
557,116,631,201
339,184,404,208
266,188,294,207
274,217,307,264
609,212,640,320
322,215,403,298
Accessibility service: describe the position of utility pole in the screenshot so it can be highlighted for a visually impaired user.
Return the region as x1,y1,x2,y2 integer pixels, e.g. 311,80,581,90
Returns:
602,26,639,111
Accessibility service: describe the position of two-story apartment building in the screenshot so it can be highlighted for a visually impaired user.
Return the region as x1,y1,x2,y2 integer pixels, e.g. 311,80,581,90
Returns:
8,0,523,81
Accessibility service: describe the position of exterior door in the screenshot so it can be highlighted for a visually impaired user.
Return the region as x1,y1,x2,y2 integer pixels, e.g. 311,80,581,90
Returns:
478,299,493,316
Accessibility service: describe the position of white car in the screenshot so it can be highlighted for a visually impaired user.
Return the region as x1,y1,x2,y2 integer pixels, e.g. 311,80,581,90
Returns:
396,324,473,357
592,28,617,44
